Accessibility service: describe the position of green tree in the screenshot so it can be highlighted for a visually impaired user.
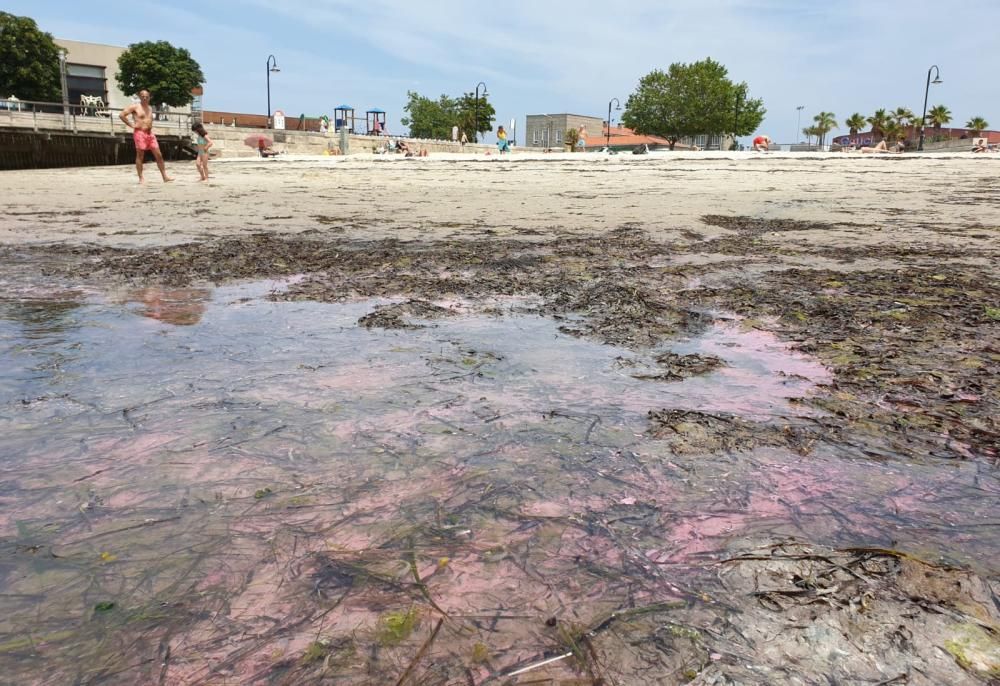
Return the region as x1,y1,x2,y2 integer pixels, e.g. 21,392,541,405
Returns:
883,120,904,143
965,116,988,135
400,91,459,139
845,113,867,135
621,58,765,150
891,107,915,126
927,104,952,130
456,92,495,142
400,90,494,141
116,40,204,107
0,12,61,101
802,126,822,145
812,111,837,146
564,128,580,151
867,108,890,139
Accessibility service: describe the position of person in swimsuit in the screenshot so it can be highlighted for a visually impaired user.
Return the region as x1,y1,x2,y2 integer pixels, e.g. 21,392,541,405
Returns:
192,123,213,180
752,134,772,152
119,90,173,183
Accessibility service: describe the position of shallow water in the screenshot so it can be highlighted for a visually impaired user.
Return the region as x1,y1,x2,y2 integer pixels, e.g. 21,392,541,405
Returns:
0,280,996,683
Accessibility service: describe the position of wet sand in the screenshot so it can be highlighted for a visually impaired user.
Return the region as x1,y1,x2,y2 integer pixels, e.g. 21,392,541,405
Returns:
1,153,998,685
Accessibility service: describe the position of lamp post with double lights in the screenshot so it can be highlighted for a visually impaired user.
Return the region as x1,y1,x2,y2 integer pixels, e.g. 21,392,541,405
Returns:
918,65,942,151
266,54,280,128
606,97,620,151
795,105,804,144
473,81,488,143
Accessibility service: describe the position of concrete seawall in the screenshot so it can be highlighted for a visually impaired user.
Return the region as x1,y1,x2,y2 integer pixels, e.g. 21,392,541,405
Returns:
0,108,498,168
204,124,495,158
0,129,193,170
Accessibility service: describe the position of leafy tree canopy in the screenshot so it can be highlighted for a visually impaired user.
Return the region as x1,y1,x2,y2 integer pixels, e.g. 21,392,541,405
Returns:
116,40,204,108
400,90,495,141
456,92,495,142
621,58,765,149
0,12,61,101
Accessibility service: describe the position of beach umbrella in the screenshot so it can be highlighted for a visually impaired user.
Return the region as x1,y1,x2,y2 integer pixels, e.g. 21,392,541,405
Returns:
243,134,274,148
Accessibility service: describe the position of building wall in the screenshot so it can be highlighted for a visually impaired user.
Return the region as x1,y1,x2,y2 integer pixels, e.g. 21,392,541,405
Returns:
833,127,1000,147
525,114,603,148
54,39,192,114
54,40,129,109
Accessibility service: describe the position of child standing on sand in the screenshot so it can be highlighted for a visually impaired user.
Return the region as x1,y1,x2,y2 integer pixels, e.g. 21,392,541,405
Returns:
497,125,509,154
192,123,213,181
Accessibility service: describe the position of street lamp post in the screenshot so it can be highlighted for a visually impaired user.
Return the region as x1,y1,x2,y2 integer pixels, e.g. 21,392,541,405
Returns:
795,105,804,144
474,81,487,143
58,49,69,128
266,54,280,128
733,86,746,149
918,65,942,151
606,98,620,151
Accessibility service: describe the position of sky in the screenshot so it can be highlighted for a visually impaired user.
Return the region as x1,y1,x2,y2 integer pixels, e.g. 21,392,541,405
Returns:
8,0,1000,144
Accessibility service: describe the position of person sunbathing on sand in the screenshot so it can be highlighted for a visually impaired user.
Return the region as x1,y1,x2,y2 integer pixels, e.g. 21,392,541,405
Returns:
859,140,903,154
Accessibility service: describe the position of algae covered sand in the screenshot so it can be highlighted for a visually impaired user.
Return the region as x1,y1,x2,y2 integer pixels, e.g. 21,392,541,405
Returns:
0,155,997,684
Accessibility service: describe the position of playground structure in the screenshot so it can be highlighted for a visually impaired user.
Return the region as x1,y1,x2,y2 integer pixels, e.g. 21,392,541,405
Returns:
333,105,388,135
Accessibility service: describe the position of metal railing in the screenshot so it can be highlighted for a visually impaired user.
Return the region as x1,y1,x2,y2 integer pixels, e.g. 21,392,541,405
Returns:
0,98,193,136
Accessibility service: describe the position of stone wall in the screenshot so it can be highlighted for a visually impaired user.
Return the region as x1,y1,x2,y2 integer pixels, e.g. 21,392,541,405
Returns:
203,123,496,157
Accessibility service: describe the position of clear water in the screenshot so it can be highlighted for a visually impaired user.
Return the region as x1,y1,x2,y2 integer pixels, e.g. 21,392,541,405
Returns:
0,280,995,683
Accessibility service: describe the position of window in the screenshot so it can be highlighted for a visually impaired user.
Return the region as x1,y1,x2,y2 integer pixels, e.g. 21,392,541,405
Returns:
67,64,105,78
555,130,562,143
532,127,539,145
66,63,107,106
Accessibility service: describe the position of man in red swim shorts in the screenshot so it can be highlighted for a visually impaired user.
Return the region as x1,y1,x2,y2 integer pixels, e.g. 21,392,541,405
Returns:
119,90,173,183
752,134,772,152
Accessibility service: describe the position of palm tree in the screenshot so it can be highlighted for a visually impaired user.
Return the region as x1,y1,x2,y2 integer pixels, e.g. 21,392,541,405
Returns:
867,109,890,139
845,113,867,136
883,120,904,144
812,111,837,146
966,117,989,135
928,105,952,130
891,107,915,126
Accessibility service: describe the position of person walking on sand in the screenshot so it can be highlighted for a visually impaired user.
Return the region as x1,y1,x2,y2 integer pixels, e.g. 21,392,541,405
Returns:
120,90,173,183
192,123,213,181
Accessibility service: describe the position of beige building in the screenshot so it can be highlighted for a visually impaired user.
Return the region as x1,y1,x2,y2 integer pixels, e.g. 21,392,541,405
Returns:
525,113,604,149
53,39,191,114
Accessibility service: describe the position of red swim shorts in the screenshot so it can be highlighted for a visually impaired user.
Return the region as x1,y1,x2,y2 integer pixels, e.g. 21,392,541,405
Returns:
133,129,159,151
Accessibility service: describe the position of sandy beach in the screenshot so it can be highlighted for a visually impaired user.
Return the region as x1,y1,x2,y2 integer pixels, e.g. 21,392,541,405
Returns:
2,152,998,254
1,153,998,685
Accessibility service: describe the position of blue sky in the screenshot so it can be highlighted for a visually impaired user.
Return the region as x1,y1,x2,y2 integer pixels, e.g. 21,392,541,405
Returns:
8,0,1000,143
